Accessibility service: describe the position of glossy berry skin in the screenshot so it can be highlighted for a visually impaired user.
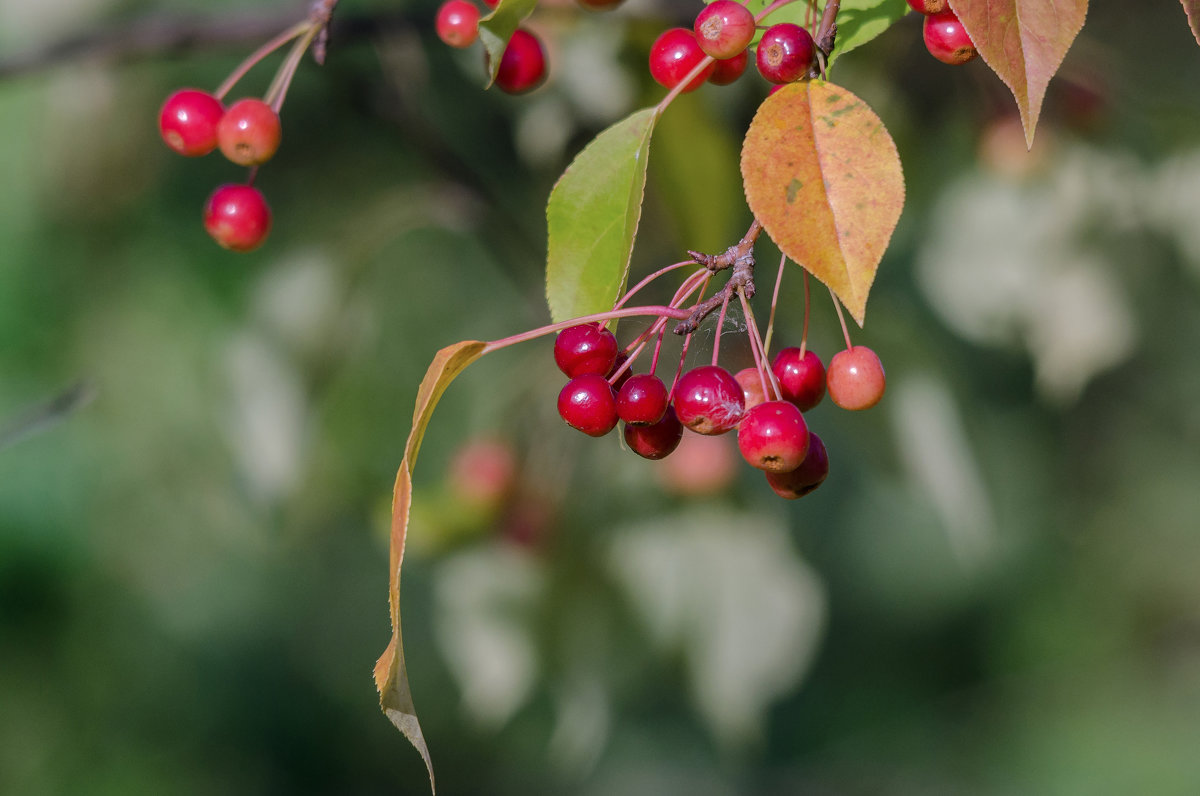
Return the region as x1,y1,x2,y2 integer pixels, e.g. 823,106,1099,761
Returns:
923,10,978,65
203,184,272,252
617,373,669,426
734,367,767,411
765,432,828,499
756,23,815,84
772,347,826,411
905,0,947,13
217,98,281,166
436,0,481,48
159,89,225,157
694,0,756,60
737,400,810,473
554,323,619,378
827,346,886,410
673,365,745,435
649,28,716,93
624,406,684,460
558,374,618,437
708,51,749,86
495,29,547,94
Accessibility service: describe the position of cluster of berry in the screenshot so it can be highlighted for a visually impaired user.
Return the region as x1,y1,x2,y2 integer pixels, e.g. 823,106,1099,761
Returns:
435,0,547,94
908,0,977,65
552,321,885,499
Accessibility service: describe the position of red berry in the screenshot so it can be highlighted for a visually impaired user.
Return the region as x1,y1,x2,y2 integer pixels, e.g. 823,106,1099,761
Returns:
734,367,767,411
756,23,815,84
765,432,828,498
158,89,225,157
708,50,749,86
771,347,826,411
624,406,684,460
495,28,547,94
694,1,756,60
554,323,619,378
617,373,669,425
217,98,281,167
923,10,977,65
558,374,618,437
436,0,481,48
203,184,272,252
673,365,745,435
905,0,947,13
827,346,886,410
608,352,633,391
482,0,500,6
737,400,810,473
648,28,715,93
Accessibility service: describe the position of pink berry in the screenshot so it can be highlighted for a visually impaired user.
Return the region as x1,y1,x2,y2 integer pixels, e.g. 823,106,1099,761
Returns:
708,50,749,86
771,347,826,411
694,1,756,60
756,23,815,84
624,406,684,460
827,346,886,410
923,10,977,65
906,0,947,13
203,184,272,252
765,432,828,498
217,98,282,167
495,28,547,94
558,374,618,437
734,367,767,411
436,0,481,48
737,400,810,473
673,365,745,435
158,89,225,157
617,373,669,426
448,437,517,508
648,28,715,93
554,323,619,378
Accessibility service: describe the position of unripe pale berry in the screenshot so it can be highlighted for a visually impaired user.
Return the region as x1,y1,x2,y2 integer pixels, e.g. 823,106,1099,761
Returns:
765,432,828,498
694,0,756,60
158,89,225,156
737,400,810,473
495,28,547,94
554,323,619,378
648,28,715,93
734,367,767,411
771,347,826,411
756,23,815,84
217,98,282,166
923,10,978,65
558,374,618,437
436,0,481,48
203,184,272,252
827,346,886,410
673,365,745,435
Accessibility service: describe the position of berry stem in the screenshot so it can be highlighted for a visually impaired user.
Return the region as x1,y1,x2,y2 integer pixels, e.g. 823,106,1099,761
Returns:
613,259,696,311
265,22,322,112
481,305,691,355
762,251,787,359
738,286,782,400
829,286,853,350
800,268,811,357
711,292,732,367
214,20,312,100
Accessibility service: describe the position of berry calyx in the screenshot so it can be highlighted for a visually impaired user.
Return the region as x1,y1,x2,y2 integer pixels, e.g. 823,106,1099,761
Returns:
772,347,826,412
203,184,272,252
558,374,618,437
624,406,684,460
648,28,715,93
694,0,756,60
923,10,978,65
756,23,815,84
734,367,767,411
905,0,947,14
617,373,670,426
673,365,745,435
494,28,547,94
436,0,481,48
737,400,810,473
708,51,749,86
159,89,225,157
765,432,828,499
827,346,886,410
554,323,619,378
217,98,282,167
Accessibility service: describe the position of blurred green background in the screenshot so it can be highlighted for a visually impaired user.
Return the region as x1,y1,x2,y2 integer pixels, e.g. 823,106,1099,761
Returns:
4,0,1200,793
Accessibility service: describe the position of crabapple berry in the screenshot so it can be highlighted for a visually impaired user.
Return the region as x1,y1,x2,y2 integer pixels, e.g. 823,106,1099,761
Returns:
827,346,886,410
708,51,749,86
737,400,810,473
756,23,815,84
158,89,225,157
203,184,272,252
905,0,947,13
558,374,618,437
648,28,715,93
673,365,745,435
554,323,619,378
617,373,670,426
495,28,547,94
217,98,282,166
694,0,756,60
734,367,767,411
436,0,481,48
923,10,978,65
624,406,684,460
772,347,826,411
765,432,828,498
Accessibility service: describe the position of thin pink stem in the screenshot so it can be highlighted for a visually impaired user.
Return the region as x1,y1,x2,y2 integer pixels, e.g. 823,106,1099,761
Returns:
763,252,787,360
800,269,811,357
739,287,782,400
649,323,667,374
265,23,320,112
481,305,690,355
829,286,853,350
215,20,311,100
711,292,732,367
613,259,695,311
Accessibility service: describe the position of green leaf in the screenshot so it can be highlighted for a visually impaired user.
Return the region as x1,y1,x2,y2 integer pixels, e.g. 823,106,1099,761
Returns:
375,339,489,794
546,107,659,323
479,0,538,86
741,0,910,63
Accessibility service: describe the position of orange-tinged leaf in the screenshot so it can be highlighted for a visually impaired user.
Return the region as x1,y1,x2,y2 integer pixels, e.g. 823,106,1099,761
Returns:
375,339,489,794
1183,0,1200,47
740,82,903,326
948,0,1088,147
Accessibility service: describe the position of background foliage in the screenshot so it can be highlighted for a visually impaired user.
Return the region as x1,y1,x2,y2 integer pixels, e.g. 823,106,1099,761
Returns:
3,0,1200,793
